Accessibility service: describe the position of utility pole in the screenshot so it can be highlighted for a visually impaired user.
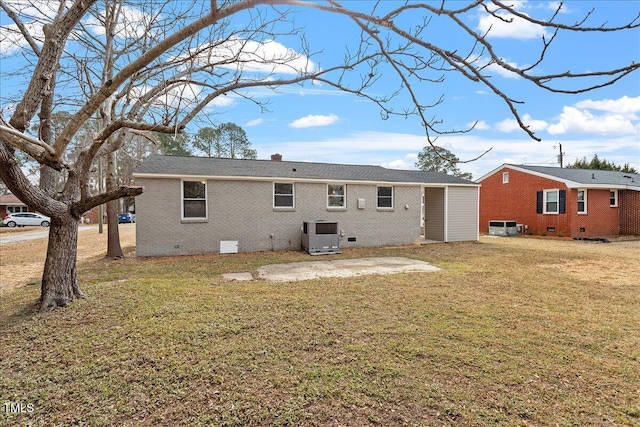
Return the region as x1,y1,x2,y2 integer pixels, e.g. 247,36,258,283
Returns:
557,143,564,168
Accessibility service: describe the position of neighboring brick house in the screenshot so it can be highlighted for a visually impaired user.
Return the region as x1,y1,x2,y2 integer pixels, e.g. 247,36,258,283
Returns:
132,155,480,256
0,193,32,218
0,192,101,224
477,164,640,237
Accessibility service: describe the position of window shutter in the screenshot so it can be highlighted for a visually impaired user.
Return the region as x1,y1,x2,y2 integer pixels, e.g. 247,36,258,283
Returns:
536,191,543,214
559,190,566,214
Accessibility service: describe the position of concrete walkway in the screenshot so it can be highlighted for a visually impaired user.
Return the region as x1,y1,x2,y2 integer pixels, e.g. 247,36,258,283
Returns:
223,257,440,282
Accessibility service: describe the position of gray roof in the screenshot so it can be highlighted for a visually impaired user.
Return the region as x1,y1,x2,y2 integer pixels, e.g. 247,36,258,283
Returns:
134,155,477,185
512,164,640,188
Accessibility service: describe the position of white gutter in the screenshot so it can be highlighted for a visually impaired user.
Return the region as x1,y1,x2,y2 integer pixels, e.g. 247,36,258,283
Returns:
132,172,481,188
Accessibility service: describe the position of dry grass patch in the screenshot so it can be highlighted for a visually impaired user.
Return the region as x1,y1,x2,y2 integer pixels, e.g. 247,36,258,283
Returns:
0,224,136,292
1,234,639,426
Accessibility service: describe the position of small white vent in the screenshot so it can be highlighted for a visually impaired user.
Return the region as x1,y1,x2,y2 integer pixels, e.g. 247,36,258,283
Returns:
220,240,238,254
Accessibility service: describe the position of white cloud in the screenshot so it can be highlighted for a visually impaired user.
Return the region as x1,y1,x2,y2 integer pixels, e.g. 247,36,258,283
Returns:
209,95,235,107
130,82,206,109
245,118,264,127
547,106,638,135
441,134,640,178
253,131,640,179
484,59,522,79
0,22,43,55
84,6,157,39
468,55,522,79
493,95,640,137
467,120,491,130
289,114,339,129
188,37,316,76
542,2,571,14
477,5,548,40
495,114,549,133
0,0,51,57
381,159,412,169
574,96,640,115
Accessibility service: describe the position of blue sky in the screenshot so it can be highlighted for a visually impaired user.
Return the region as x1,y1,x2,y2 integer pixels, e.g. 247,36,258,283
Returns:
1,1,639,179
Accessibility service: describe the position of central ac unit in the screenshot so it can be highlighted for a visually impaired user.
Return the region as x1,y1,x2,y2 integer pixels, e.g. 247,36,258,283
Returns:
488,220,518,236
301,220,340,255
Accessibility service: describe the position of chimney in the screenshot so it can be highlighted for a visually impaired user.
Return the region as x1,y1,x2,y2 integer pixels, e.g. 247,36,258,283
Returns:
271,153,282,161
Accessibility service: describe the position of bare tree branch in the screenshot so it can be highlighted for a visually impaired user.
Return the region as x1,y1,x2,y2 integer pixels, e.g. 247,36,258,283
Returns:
0,0,41,55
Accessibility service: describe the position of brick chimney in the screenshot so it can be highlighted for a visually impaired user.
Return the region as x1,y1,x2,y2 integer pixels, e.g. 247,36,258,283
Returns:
270,153,282,161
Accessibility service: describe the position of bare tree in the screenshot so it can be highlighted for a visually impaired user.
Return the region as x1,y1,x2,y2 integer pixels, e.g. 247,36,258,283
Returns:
0,0,638,311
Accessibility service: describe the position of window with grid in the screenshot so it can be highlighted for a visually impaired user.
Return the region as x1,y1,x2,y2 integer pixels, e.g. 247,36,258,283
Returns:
327,184,345,208
377,186,393,208
274,183,294,208
182,180,207,219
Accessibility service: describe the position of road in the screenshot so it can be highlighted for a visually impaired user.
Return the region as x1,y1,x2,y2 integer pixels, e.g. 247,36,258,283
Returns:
0,225,95,246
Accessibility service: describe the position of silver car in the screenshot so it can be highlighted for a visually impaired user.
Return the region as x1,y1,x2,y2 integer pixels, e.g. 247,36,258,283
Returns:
2,212,51,227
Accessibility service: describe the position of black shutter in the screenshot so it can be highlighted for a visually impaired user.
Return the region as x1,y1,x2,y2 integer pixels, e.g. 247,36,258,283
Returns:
559,190,566,214
536,191,543,214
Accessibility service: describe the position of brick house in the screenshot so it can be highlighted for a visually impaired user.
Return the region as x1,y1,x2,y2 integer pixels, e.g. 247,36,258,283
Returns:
0,193,32,218
477,164,640,237
132,155,480,257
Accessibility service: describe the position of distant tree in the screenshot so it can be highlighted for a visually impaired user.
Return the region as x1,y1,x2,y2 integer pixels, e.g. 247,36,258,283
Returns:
193,127,223,158
567,154,638,173
193,123,256,159
415,146,473,180
155,133,192,156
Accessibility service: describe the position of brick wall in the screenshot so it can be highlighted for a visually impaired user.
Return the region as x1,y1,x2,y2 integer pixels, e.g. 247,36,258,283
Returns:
620,190,640,235
135,178,427,256
479,167,620,237
569,188,620,237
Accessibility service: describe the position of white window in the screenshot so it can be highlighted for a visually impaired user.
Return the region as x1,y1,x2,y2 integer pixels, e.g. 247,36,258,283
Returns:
377,186,393,208
577,189,587,214
502,172,509,184
327,184,346,208
182,180,207,219
544,189,559,214
610,190,618,207
274,183,294,208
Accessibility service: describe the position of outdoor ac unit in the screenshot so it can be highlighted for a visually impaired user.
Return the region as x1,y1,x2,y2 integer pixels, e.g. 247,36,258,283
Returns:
488,220,518,236
301,220,340,255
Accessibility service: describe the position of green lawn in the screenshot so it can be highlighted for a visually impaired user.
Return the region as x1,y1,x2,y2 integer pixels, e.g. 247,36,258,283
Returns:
1,238,639,426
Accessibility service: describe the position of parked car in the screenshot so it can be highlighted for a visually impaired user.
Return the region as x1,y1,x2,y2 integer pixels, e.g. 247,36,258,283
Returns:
3,212,51,227
118,213,135,224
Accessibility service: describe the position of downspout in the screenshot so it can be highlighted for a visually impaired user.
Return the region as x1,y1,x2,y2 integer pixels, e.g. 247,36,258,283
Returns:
476,185,481,241
444,186,449,242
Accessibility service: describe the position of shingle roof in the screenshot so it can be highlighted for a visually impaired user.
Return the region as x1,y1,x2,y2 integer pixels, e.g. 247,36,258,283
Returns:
511,164,640,188
0,193,26,205
134,155,478,185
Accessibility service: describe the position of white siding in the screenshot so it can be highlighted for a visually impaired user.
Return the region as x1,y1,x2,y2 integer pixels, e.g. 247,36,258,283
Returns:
446,186,479,242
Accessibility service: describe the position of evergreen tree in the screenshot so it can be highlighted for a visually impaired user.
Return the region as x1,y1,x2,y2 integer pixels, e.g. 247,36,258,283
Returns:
415,146,473,180
155,133,192,156
193,123,256,159
567,154,638,173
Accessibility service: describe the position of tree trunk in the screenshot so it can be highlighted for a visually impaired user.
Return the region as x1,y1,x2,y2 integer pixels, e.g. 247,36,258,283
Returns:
39,215,86,312
105,151,123,258
106,198,122,258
